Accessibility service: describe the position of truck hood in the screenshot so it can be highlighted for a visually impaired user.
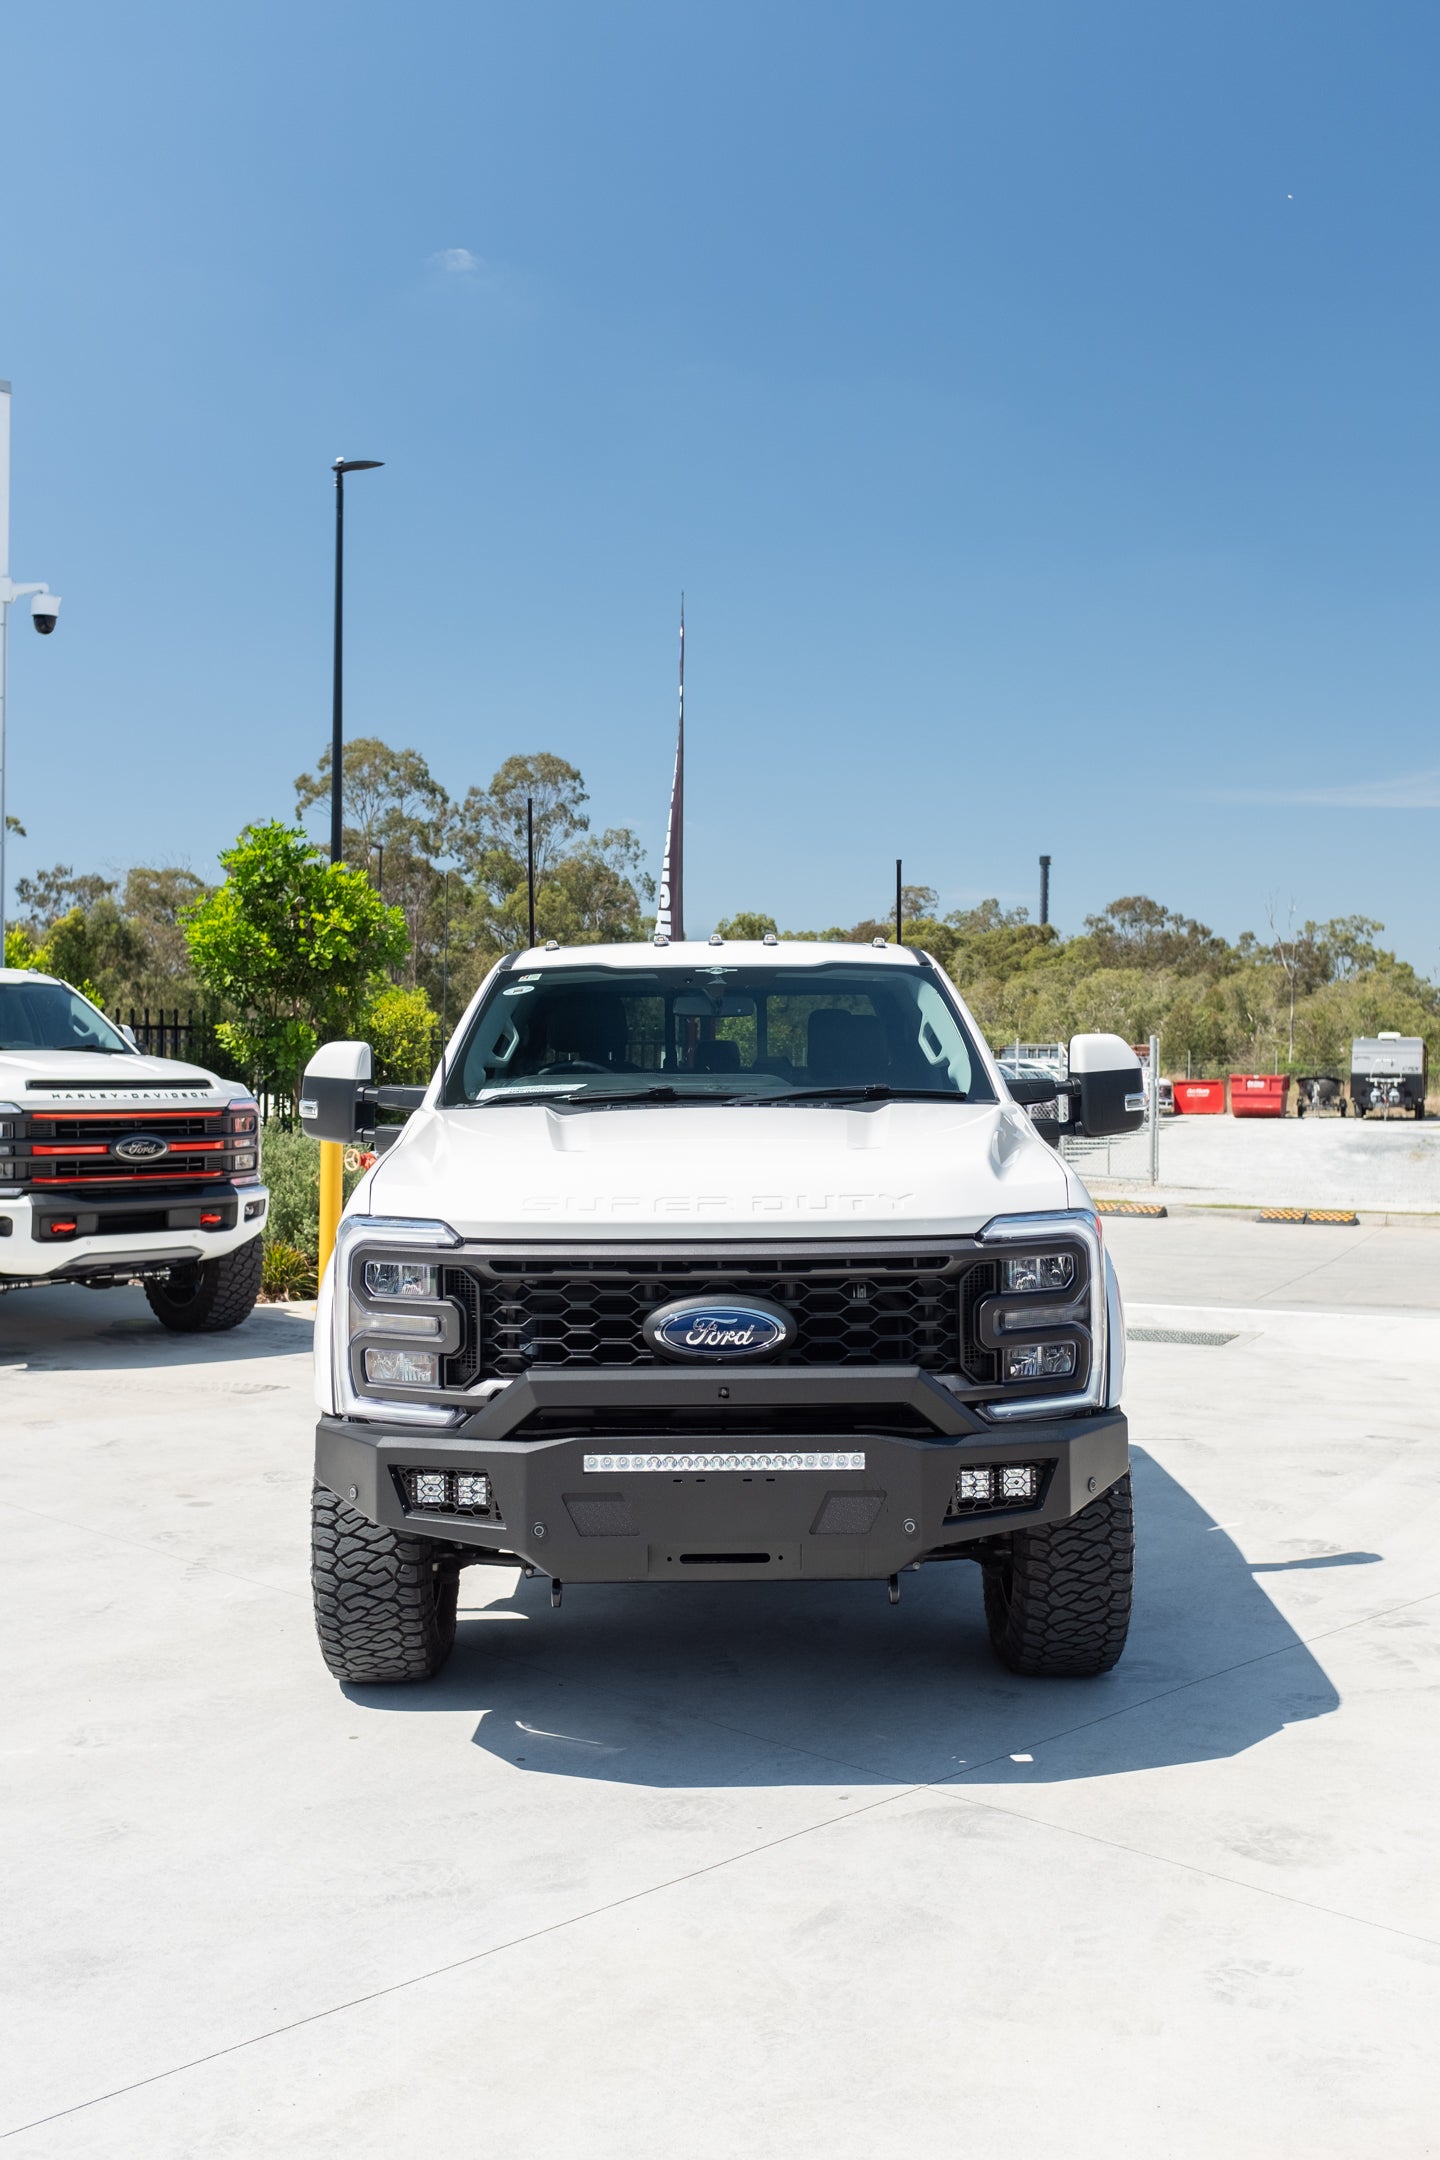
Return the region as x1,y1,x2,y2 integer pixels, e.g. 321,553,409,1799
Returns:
0,1050,229,1101
363,1098,1079,1241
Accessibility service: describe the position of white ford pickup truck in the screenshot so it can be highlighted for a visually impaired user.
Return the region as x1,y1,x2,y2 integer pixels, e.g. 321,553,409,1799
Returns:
0,968,268,1328
300,939,1143,1684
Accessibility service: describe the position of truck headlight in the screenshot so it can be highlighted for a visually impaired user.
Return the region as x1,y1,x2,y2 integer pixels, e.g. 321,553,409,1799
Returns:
1004,1341,1077,1382
329,1214,463,1426
1004,1253,1075,1292
364,1347,440,1386
979,1210,1107,1420
365,1260,437,1299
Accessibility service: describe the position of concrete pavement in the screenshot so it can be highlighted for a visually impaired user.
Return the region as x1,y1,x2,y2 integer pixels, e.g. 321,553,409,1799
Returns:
3,1222,1438,2156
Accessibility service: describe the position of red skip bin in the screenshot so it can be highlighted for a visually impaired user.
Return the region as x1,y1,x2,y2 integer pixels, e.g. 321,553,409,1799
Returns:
1229,1074,1291,1119
1173,1080,1227,1115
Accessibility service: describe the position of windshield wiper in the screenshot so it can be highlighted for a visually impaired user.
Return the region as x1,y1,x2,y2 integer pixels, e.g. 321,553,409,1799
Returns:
752,1085,973,1106
471,1084,743,1110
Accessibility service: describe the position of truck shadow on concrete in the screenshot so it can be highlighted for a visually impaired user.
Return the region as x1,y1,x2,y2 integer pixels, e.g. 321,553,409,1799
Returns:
362,1448,1344,1788
0,1283,311,1374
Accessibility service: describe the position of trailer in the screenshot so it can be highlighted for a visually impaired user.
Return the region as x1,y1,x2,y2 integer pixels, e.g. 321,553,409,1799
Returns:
1350,1034,1427,1120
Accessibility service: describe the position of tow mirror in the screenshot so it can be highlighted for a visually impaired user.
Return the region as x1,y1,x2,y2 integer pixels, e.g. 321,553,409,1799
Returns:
1068,1032,1146,1137
1006,1072,1058,1107
299,1041,429,1146
299,1041,374,1144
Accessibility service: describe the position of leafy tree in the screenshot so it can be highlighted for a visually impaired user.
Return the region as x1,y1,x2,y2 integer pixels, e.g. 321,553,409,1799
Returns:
184,822,408,1103
43,901,149,1010
295,737,451,863
715,911,779,940
452,752,591,887
15,864,117,934
4,924,43,969
364,984,439,1085
1082,896,1228,975
945,898,1031,933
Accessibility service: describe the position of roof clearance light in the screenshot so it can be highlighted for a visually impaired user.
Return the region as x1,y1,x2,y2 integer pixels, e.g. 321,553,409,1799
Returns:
1005,1253,1075,1293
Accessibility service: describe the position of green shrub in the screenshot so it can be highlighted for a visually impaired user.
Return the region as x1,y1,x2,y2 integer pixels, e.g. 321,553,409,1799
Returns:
260,1240,318,1300
260,1124,365,1260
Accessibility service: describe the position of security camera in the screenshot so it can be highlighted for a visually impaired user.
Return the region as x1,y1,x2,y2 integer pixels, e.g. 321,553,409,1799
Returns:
31,593,60,636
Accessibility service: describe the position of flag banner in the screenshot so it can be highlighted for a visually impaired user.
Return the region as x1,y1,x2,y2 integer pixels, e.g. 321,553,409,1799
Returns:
656,600,685,940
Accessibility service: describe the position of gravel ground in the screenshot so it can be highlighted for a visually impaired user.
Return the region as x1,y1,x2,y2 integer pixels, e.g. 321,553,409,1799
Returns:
1081,1111,1440,1213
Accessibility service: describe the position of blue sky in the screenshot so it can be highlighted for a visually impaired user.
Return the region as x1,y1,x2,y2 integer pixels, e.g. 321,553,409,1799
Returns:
3,1,1438,968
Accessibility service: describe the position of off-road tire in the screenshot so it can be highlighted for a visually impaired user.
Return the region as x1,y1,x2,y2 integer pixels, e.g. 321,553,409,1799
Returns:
982,1473,1133,1677
311,1481,459,1684
143,1235,263,1333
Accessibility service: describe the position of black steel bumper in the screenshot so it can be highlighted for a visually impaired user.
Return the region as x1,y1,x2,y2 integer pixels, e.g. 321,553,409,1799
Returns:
315,1367,1128,1585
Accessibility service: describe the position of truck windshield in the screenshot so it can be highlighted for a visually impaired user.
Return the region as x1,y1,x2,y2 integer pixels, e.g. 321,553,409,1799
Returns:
445,961,995,1105
0,981,132,1054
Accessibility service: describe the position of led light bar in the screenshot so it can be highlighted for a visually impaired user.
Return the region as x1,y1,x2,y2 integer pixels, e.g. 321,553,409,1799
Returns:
583,1451,866,1474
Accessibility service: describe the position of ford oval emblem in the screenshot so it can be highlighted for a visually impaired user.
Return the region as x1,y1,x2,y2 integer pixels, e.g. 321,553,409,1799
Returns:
643,1295,794,1361
112,1135,170,1162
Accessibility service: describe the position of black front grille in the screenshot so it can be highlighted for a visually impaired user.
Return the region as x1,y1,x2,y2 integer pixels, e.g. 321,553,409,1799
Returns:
30,1115,222,1144
457,1248,977,1379
960,1261,1001,1385
32,1152,224,1183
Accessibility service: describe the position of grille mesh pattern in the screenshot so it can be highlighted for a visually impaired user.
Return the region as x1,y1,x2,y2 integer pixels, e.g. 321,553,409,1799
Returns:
465,1251,969,1377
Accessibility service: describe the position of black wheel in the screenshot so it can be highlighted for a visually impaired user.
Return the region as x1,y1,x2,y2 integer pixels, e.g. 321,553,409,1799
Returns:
982,1474,1133,1677
143,1235,263,1332
311,1482,459,1684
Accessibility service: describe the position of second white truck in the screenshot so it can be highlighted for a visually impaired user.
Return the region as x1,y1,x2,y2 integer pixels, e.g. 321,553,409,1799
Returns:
0,968,268,1328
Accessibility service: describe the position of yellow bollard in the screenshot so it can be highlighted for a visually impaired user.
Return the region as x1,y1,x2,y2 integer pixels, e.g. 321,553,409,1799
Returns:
318,1138,344,1283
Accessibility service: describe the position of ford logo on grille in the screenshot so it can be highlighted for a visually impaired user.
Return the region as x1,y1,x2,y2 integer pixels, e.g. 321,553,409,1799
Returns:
643,1296,793,1361
112,1135,170,1162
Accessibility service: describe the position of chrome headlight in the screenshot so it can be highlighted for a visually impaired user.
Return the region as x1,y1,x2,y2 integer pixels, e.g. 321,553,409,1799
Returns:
977,1210,1107,1419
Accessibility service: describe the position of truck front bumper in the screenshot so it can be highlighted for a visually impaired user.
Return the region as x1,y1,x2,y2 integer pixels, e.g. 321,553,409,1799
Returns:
0,1184,269,1284
316,1379,1128,1584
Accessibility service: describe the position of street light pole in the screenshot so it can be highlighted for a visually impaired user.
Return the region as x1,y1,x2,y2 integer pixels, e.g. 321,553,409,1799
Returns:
330,457,383,865
320,456,382,1280
0,383,61,958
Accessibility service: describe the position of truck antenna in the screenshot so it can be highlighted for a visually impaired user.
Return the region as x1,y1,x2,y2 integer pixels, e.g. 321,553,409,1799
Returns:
895,859,903,946
527,796,537,948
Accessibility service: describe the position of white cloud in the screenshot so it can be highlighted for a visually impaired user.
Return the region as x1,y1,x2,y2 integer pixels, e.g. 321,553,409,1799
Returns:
429,247,481,273
1216,768,1440,810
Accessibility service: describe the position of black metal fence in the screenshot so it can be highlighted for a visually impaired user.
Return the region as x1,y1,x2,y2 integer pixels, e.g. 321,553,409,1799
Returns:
110,1007,221,1063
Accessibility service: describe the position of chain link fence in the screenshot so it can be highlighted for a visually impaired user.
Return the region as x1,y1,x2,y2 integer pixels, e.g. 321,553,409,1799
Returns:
1058,1031,1163,1187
